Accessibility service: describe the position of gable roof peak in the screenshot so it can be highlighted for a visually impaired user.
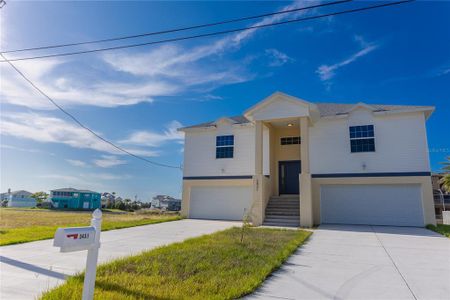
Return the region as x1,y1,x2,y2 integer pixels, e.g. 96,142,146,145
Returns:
244,91,317,118
349,102,376,112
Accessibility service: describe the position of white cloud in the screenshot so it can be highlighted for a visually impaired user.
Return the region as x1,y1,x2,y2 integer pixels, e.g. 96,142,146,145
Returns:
316,36,379,81
265,49,294,67
38,174,102,189
0,144,55,155
2,1,317,110
40,174,82,181
0,112,162,157
66,159,87,167
94,173,132,180
93,155,126,168
121,120,184,147
0,58,177,109
430,61,450,77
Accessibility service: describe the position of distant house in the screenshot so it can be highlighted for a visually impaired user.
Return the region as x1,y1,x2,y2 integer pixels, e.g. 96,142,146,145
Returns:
0,189,36,207
151,195,181,211
50,188,101,210
101,192,116,208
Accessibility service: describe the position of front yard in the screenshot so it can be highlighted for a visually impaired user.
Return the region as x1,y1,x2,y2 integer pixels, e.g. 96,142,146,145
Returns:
427,224,450,238
41,227,311,300
0,208,180,246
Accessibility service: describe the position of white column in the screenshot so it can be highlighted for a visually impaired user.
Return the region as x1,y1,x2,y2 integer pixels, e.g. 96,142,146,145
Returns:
251,121,264,225
255,121,263,175
300,118,313,227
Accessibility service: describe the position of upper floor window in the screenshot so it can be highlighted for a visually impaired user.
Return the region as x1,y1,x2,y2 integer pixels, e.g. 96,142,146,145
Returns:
349,125,375,152
216,135,234,159
281,136,301,145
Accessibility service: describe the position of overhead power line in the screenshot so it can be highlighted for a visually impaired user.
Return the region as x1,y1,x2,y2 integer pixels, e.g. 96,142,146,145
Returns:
1,0,352,54
0,53,182,170
0,0,415,63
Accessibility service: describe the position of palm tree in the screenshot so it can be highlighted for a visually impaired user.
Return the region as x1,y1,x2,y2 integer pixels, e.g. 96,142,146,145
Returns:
441,156,450,171
441,174,450,193
440,156,450,192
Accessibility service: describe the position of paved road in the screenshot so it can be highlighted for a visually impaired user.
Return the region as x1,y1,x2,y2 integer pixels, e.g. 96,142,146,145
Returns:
248,224,450,300
0,219,239,299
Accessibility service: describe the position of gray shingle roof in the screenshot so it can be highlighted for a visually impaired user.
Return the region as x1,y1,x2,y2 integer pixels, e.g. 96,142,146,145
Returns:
181,103,433,129
181,115,251,129
315,103,431,117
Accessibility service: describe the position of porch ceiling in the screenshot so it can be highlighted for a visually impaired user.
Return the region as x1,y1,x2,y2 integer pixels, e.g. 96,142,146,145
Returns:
266,119,300,129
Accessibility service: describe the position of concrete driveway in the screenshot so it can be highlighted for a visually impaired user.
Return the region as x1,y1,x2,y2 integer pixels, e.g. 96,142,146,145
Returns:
0,219,238,300
248,225,450,300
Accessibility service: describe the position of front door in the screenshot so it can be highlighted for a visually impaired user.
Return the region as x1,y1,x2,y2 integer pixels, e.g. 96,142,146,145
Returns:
279,160,301,195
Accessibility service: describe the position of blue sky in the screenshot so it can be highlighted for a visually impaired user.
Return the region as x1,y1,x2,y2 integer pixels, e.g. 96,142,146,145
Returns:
1,1,449,201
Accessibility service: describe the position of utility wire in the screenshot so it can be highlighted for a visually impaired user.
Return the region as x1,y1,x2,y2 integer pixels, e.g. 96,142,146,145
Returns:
0,53,182,169
0,0,415,63
1,0,352,54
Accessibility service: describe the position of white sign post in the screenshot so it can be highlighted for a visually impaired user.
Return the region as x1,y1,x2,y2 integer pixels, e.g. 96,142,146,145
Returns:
53,209,102,300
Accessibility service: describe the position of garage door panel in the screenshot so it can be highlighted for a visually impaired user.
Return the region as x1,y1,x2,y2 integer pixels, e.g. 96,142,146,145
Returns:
321,184,424,227
190,186,252,221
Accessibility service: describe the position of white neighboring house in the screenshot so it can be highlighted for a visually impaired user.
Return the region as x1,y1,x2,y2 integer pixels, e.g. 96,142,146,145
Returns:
0,189,36,207
178,92,436,227
151,195,181,211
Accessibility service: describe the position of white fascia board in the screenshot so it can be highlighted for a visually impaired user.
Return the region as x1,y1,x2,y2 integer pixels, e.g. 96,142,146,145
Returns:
178,121,252,133
177,125,216,133
374,107,435,120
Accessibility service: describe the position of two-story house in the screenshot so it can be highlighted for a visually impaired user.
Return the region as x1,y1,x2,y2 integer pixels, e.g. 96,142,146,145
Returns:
178,92,436,227
50,188,101,210
0,189,36,207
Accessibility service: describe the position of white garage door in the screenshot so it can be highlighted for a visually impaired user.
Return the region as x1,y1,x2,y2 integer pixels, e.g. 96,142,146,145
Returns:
321,184,424,227
190,186,252,221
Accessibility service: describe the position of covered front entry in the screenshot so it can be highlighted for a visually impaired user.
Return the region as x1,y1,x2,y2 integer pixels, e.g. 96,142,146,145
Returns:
278,160,301,195
243,92,317,227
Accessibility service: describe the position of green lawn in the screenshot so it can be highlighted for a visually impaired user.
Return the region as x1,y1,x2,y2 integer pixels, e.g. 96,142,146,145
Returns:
41,227,311,300
426,224,450,238
0,208,181,246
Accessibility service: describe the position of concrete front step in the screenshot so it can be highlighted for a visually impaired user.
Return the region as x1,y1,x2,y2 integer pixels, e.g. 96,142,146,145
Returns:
268,198,299,202
264,217,299,220
266,207,299,212
267,202,299,206
270,195,299,199
266,212,300,217
264,195,301,227
266,203,300,209
264,218,300,225
263,222,300,227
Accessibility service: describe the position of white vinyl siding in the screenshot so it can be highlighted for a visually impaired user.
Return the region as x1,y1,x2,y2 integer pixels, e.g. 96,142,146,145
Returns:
183,124,269,177
310,111,431,174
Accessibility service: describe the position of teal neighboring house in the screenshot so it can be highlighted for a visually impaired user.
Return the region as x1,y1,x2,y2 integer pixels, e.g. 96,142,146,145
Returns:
50,188,101,210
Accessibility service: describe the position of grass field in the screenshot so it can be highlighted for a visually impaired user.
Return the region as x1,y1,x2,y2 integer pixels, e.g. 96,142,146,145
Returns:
41,227,311,300
426,224,450,238
0,208,181,246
